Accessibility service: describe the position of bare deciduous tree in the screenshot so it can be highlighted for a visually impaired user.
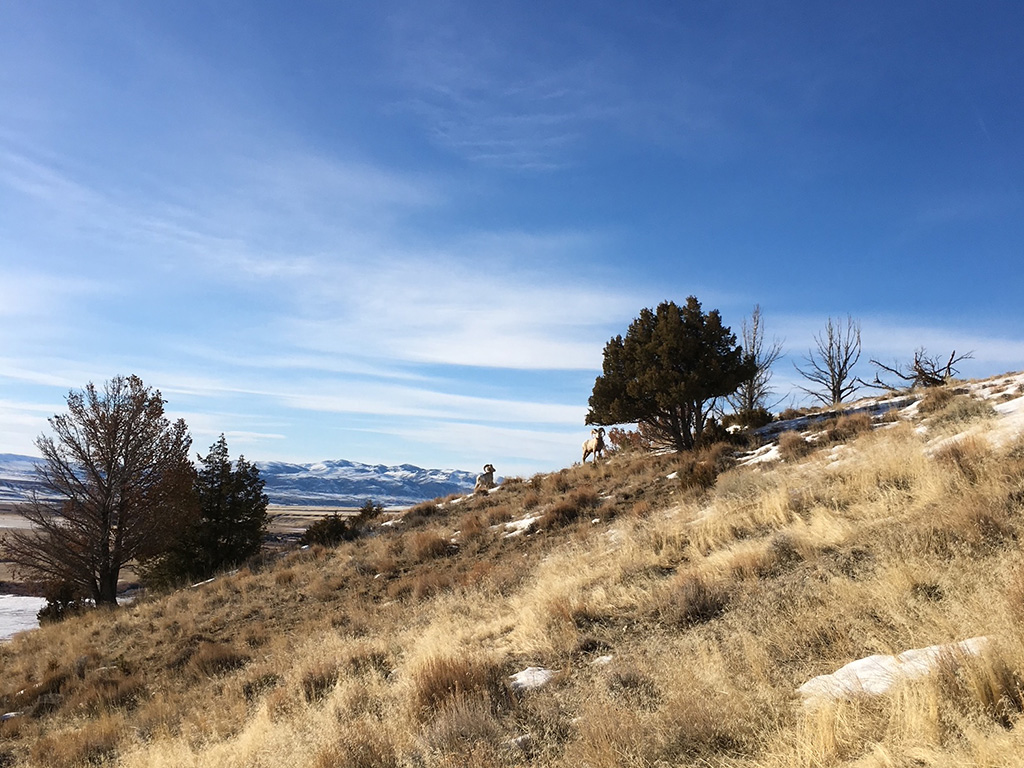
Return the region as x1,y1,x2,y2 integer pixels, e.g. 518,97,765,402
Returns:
795,315,862,407
727,304,784,420
869,348,973,391
1,375,197,605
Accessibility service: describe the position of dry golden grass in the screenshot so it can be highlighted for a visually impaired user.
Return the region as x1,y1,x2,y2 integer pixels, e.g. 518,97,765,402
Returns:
5,382,1024,766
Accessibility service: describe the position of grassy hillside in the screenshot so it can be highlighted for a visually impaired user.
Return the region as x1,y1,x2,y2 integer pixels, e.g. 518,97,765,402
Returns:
3,374,1024,767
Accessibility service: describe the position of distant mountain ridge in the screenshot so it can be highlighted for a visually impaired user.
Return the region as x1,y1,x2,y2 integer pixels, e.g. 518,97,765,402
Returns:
0,454,476,508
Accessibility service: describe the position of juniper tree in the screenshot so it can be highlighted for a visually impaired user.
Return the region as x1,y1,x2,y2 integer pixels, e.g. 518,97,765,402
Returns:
143,434,268,586
587,297,755,452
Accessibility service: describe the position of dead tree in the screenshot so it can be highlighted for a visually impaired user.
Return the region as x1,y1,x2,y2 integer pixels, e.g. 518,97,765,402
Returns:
727,304,784,419
868,348,973,391
795,315,862,407
1,376,197,605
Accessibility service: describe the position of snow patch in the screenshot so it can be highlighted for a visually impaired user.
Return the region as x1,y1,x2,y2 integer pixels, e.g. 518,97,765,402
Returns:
509,667,555,691
504,515,539,537
798,637,989,708
0,595,46,642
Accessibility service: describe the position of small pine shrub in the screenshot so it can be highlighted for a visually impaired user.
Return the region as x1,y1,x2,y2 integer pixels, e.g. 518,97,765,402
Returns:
301,513,356,546
37,580,88,624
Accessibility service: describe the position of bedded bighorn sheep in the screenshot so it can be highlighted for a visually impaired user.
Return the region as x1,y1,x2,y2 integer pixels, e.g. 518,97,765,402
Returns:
474,464,496,494
582,427,606,463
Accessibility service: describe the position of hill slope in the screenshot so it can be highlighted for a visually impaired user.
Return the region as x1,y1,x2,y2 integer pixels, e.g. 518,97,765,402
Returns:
2,373,1024,768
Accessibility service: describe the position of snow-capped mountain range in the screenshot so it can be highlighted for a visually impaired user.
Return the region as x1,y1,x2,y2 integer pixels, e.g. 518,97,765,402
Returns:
0,454,476,508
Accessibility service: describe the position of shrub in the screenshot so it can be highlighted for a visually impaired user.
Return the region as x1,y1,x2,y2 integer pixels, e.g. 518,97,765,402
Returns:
538,488,601,529
420,693,502,755
724,407,774,430
457,512,489,543
30,715,123,768
242,673,281,704
928,393,996,427
410,655,511,720
301,513,356,547
824,412,873,442
67,671,145,714
409,530,452,562
37,580,89,624
403,501,440,526
675,444,732,491
607,427,647,453
411,571,452,601
606,665,662,711
657,572,730,627
315,728,400,768
777,430,812,461
189,642,249,677
778,407,810,421
302,662,340,704
917,386,956,414
934,436,993,485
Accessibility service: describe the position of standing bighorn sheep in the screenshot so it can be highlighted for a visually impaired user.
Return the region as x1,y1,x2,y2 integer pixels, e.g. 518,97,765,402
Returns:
474,464,496,493
582,427,606,463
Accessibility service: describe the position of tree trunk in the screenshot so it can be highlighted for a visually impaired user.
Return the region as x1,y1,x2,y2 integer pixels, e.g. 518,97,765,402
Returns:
97,567,119,605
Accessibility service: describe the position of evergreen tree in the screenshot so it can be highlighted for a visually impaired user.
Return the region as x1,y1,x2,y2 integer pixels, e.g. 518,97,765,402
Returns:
587,297,755,452
143,435,268,586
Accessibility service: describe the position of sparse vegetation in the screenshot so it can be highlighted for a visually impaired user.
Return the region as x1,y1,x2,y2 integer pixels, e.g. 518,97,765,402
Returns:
0,377,1023,767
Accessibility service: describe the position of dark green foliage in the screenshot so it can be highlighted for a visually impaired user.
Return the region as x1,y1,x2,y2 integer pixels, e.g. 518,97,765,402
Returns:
301,513,355,547
300,499,384,547
142,435,268,587
727,407,774,429
587,297,756,452
37,580,88,624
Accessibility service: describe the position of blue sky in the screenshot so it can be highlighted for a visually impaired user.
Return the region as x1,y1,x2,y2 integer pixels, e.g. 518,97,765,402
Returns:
1,2,1022,477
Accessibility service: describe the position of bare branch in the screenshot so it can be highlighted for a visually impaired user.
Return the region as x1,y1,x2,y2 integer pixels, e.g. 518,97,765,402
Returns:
795,315,862,406
727,304,785,417
867,348,974,390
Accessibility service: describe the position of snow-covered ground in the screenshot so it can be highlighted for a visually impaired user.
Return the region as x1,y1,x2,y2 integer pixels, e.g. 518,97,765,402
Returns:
0,595,45,642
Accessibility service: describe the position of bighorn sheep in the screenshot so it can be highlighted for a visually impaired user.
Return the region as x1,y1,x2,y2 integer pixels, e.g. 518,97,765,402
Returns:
582,427,606,463
474,464,496,494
